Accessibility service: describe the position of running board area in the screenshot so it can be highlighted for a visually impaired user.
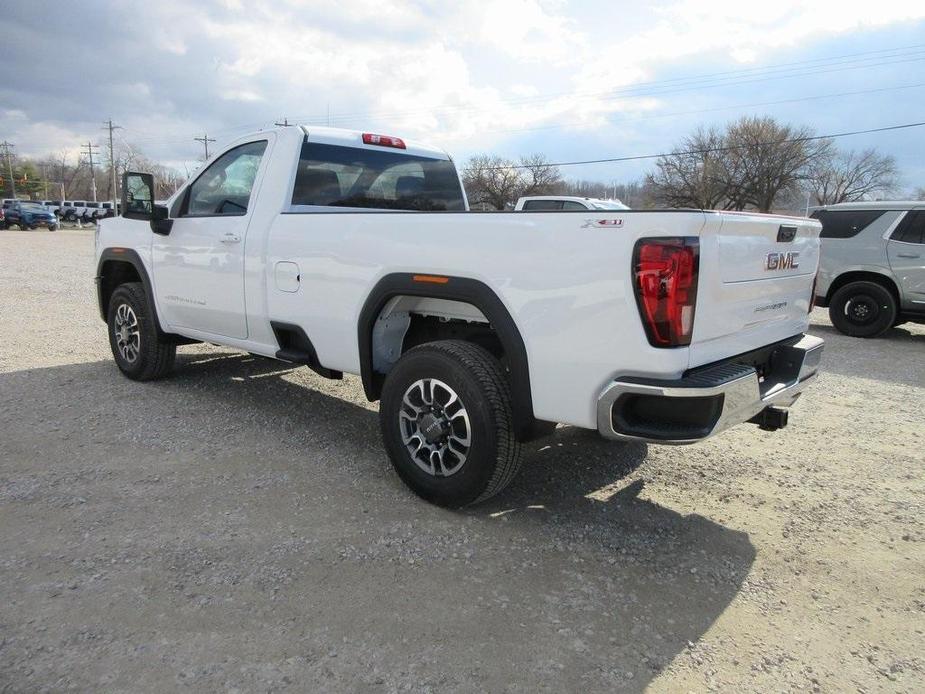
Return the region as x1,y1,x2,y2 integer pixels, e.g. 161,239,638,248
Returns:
270,321,342,380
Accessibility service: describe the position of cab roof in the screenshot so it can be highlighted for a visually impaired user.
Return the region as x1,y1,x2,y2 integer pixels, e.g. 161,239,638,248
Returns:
293,124,452,161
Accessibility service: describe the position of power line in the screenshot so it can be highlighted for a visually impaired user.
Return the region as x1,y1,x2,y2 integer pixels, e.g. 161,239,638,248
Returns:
194,133,216,159
484,120,925,170
1,141,15,197
103,119,122,203
478,81,925,136
283,47,925,126
81,142,100,201
118,44,925,149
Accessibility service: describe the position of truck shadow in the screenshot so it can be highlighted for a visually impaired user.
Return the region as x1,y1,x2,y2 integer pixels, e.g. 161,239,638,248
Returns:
1,349,756,692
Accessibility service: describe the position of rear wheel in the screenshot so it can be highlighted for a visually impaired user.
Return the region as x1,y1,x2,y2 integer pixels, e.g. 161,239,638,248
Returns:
379,340,523,507
107,282,176,380
828,281,896,338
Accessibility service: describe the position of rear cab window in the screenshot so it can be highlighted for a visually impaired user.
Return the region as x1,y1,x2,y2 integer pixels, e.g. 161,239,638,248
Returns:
810,209,885,238
290,140,465,211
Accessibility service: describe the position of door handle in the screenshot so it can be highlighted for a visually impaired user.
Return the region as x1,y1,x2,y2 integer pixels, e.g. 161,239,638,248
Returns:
897,253,920,258
220,233,241,244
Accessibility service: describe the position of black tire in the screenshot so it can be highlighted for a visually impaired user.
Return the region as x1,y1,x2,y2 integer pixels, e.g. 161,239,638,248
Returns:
828,281,897,338
379,340,523,508
48,225,57,232
107,282,176,381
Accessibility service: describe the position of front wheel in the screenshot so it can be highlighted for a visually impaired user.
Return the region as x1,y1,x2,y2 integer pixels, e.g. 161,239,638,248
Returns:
828,281,897,338
48,224,57,232
107,282,176,380
379,340,523,507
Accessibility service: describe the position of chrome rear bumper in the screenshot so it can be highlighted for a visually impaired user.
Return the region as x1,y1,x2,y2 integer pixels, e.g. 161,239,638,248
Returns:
597,334,824,444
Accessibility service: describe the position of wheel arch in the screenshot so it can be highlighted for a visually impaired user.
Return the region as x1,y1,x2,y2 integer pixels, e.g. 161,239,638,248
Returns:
358,273,535,440
825,270,900,307
96,248,166,334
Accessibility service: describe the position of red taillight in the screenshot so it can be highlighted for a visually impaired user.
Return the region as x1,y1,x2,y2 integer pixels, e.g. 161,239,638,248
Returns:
362,133,406,149
632,237,699,347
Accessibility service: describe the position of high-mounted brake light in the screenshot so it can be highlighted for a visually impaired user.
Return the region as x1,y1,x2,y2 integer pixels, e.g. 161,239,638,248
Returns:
632,237,699,347
362,133,406,149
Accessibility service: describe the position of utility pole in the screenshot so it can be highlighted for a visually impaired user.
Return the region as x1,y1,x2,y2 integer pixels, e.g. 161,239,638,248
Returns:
1,141,15,198
81,141,100,202
40,163,49,199
274,118,290,126
194,133,216,160
103,119,122,203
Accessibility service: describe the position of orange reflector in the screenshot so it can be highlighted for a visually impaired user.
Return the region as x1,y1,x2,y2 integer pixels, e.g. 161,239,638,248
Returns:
412,274,449,284
111,247,126,254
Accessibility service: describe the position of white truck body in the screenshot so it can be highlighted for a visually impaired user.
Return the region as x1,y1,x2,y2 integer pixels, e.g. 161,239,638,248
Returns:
94,125,823,505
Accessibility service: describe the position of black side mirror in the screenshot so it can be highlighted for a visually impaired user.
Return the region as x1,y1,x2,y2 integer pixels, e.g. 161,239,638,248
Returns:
122,172,155,221
151,204,173,236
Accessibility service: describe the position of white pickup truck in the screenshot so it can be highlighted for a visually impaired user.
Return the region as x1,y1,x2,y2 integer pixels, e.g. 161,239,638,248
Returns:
96,124,823,507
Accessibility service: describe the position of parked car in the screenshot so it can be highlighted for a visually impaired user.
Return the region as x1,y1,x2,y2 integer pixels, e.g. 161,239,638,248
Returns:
515,195,630,211
59,200,90,223
95,124,823,507
811,201,925,337
3,201,58,231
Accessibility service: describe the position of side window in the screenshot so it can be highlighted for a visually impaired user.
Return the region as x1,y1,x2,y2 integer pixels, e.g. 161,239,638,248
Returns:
810,209,884,239
562,201,587,211
523,200,563,211
891,211,925,244
185,141,268,216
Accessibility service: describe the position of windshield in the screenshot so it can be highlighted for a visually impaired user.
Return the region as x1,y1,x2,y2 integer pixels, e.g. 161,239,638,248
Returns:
21,203,46,212
291,140,466,211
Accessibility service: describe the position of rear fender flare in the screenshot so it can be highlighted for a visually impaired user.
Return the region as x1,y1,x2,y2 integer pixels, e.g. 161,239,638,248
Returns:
358,273,535,440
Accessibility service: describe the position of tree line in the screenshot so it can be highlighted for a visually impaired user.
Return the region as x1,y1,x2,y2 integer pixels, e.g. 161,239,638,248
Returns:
463,115,912,212
1,141,186,202
3,115,919,209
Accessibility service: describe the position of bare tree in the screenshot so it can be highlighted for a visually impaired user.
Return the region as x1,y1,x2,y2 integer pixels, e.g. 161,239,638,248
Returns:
519,154,563,197
723,116,832,212
646,126,731,209
808,148,899,205
915,186,925,201
462,154,562,210
647,116,842,212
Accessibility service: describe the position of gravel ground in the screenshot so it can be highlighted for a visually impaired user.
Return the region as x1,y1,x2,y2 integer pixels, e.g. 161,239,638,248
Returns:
1,228,923,693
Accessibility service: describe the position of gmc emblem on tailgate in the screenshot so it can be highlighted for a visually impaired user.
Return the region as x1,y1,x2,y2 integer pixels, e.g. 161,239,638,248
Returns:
766,251,799,270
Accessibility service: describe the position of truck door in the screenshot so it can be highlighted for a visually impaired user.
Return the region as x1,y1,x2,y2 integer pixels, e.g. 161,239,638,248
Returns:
886,209,925,309
152,139,269,339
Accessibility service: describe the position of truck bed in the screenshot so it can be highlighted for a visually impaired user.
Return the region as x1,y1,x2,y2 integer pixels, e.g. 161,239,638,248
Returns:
263,208,820,428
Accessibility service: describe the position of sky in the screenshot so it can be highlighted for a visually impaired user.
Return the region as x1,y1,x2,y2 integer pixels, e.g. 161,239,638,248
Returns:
2,0,925,189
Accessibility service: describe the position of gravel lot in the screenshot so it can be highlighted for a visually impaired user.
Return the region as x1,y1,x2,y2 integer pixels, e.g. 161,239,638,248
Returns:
1,228,923,693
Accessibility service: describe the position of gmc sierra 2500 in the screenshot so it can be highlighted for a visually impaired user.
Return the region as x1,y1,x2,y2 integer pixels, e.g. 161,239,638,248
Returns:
96,124,823,507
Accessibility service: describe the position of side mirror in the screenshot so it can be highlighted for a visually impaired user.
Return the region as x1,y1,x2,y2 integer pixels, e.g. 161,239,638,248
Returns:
151,204,173,236
121,172,155,221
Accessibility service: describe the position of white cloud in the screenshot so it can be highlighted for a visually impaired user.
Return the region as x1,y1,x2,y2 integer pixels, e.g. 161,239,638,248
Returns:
3,0,924,165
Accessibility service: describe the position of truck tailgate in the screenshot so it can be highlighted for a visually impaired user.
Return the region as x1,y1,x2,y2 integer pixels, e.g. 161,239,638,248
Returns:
689,212,821,368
